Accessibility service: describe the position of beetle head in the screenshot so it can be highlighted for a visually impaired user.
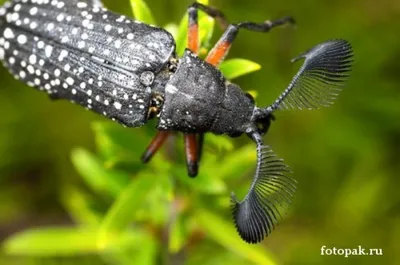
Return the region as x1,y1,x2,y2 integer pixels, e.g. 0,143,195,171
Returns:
251,107,275,136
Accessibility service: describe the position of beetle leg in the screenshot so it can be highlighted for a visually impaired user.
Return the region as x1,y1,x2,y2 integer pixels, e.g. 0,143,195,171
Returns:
187,5,199,54
141,131,170,163
206,17,294,67
184,133,199,177
188,2,229,30
205,25,237,66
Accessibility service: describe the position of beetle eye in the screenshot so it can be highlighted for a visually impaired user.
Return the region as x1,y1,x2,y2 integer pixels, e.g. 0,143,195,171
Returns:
256,119,270,135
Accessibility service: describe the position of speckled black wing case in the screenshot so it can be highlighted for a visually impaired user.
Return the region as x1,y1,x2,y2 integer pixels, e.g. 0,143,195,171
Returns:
0,0,175,127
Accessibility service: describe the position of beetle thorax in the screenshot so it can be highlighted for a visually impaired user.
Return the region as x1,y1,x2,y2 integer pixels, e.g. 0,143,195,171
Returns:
157,49,255,136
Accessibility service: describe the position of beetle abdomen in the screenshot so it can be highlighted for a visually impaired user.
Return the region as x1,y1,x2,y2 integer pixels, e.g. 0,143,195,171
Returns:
0,0,175,127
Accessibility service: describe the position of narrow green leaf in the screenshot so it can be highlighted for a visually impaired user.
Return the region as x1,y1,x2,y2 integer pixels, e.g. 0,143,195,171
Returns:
60,186,102,226
164,23,179,39
98,172,157,247
175,18,188,55
168,214,188,253
92,121,151,164
220,59,261,80
175,0,214,56
71,148,129,198
2,227,99,256
129,0,156,25
105,231,159,265
195,209,278,265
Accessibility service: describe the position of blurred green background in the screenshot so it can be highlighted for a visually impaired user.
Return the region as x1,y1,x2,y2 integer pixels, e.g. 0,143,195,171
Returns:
0,0,399,264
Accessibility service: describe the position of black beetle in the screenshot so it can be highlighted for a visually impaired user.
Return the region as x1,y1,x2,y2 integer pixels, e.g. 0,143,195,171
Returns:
0,0,353,243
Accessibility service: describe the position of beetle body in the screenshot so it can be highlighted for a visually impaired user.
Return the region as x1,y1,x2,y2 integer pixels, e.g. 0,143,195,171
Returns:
0,0,257,137
0,0,353,244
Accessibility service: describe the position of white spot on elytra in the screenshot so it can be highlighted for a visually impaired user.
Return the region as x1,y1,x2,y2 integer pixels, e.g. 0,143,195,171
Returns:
3,28,14,39
45,45,53,57
78,41,85,49
61,36,69,43
56,14,64,22
66,77,74,85
29,7,38,16
114,102,122,110
27,65,34,74
11,12,19,21
77,2,88,9
29,54,37,64
0,48,5,60
14,4,21,12
19,70,26,79
54,69,61,77
30,22,38,29
82,19,90,27
115,40,122,48
37,41,45,49
47,23,54,31
17,35,27,44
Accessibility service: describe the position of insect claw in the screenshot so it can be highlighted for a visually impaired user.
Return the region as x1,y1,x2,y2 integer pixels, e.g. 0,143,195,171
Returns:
187,160,199,178
141,150,152,163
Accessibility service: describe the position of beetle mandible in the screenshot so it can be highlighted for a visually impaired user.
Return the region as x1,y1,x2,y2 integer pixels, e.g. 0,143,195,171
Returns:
0,0,353,243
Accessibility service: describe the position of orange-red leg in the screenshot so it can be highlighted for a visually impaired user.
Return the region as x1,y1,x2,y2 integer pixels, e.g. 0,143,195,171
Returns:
141,131,170,163
184,133,199,177
188,5,199,54
205,25,238,66
206,17,295,67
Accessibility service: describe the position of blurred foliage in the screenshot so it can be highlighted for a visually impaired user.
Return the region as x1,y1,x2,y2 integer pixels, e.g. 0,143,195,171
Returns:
0,0,399,265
